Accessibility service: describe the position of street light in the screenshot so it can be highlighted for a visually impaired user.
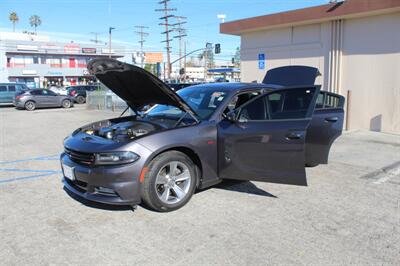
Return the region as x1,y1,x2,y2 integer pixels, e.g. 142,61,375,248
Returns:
109,27,115,58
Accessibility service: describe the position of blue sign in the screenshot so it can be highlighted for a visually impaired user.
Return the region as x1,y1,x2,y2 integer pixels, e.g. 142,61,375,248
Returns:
258,53,265,70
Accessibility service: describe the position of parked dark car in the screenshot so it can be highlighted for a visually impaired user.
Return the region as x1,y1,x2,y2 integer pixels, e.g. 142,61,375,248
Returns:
14,89,74,111
61,59,344,212
66,85,99,104
0,83,30,105
167,83,200,91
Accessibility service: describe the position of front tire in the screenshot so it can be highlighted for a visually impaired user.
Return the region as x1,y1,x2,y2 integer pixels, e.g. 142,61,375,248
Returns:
25,101,36,111
141,151,197,212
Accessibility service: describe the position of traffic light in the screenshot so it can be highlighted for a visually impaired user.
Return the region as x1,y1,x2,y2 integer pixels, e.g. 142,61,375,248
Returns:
215,43,221,54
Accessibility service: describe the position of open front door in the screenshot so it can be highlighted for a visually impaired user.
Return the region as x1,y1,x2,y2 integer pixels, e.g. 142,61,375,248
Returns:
218,86,320,186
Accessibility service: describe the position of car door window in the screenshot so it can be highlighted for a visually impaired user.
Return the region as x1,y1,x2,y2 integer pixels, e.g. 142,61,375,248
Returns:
8,85,16,92
268,88,315,120
237,88,317,122
238,96,267,122
223,91,261,116
0,86,7,92
30,90,43,95
45,90,57,96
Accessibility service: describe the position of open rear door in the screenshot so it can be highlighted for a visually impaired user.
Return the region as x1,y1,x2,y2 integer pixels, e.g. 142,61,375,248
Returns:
305,91,345,166
218,86,320,186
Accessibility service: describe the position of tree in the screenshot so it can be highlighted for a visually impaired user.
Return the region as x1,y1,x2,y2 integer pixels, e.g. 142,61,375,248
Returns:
29,15,42,33
233,47,241,67
198,49,215,69
9,11,19,32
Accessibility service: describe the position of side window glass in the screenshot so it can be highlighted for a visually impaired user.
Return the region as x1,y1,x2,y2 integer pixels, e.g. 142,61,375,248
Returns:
223,91,260,115
0,86,7,92
324,94,339,108
238,96,266,122
316,93,324,108
30,90,41,95
8,86,16,92
267,88,315,120
46,90,57,96
267,92,283,115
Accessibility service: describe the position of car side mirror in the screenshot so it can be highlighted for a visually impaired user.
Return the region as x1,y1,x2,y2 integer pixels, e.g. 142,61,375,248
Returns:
226,110,239,122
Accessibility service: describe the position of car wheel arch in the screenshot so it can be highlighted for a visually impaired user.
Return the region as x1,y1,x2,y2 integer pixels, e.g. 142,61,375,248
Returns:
144,146,203,188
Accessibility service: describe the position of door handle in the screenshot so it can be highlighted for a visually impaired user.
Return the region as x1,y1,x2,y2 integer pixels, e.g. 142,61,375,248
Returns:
325,117,338,123
286,132,302,140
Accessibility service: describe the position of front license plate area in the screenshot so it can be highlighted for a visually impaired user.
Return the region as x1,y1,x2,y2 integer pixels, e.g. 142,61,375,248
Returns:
63,164,75,181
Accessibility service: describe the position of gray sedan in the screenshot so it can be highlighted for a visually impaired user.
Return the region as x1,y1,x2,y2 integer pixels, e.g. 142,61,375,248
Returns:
14,89,74,111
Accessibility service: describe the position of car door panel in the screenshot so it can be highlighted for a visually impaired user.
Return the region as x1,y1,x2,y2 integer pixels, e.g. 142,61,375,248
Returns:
305,108,344,166
218,119,311,185
218,86,320,185
305,92,345,166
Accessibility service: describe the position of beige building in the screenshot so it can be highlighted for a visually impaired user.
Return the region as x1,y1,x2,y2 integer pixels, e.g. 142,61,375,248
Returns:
221,0,400,134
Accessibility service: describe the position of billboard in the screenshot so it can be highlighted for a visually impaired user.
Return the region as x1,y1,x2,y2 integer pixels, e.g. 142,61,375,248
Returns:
144,52,163,63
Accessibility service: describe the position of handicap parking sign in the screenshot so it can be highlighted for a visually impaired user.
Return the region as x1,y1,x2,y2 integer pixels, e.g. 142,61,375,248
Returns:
258,53,265,69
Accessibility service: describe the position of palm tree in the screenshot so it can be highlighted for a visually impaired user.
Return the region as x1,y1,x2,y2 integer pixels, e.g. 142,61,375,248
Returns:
29,15,42,33
9,12,19,32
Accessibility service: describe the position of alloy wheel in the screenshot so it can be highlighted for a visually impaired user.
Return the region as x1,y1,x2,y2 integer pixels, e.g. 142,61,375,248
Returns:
155,161,191,204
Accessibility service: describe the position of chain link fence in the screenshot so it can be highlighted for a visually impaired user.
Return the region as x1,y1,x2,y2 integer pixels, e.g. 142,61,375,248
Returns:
86,87,127,112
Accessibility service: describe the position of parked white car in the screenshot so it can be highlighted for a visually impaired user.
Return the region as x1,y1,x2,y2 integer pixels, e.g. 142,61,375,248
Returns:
49,86,68,95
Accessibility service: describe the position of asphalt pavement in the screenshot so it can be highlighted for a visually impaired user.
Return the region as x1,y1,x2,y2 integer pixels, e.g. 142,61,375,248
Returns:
0,105,399,265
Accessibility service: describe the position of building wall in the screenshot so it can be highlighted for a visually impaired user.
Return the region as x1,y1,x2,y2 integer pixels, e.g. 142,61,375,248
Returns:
341,12,400,134
239,12,400,133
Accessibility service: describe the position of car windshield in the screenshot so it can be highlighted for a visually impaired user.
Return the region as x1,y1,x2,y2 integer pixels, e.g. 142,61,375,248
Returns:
144,86,228,121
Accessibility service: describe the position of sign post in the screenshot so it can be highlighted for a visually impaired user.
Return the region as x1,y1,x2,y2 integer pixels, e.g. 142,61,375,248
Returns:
258,53,265,70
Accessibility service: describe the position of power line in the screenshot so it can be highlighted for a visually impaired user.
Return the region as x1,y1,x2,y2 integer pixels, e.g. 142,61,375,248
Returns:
173,15,187,73
156,0,176,80
134,25,149,68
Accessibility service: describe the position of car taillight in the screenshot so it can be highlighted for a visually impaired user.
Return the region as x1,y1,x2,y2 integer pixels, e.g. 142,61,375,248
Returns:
70,90,76,96
15,95,23,100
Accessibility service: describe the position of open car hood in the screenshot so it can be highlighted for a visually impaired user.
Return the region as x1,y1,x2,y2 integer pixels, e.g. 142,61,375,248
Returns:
87,58,198,118
262,65,320,86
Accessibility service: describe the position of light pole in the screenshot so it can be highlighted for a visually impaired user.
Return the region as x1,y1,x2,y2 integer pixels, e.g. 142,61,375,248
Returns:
108,27,115,58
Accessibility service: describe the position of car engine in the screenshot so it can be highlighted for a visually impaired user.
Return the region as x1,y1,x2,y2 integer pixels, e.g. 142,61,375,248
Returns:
83,120,162,142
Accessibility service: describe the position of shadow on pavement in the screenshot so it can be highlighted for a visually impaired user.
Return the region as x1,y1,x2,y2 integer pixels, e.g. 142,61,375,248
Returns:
63,179,277,212
199,179,277,198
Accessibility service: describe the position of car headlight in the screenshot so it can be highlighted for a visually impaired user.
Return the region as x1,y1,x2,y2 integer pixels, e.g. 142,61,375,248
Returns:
95,151,140,165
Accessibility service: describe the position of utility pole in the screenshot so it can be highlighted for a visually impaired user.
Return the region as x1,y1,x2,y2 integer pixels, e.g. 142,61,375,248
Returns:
135,26,149,68
108,27,115,58
90,32,101,44
156,0,176,80
173,16,187,72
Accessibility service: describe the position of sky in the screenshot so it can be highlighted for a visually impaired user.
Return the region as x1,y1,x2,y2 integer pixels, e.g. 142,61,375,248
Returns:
0,0,328,64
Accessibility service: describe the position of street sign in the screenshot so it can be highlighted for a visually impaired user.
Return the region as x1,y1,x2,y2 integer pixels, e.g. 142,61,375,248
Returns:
258,53,265,69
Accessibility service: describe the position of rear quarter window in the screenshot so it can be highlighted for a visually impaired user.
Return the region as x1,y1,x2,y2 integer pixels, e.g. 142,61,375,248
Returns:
316,92,343,109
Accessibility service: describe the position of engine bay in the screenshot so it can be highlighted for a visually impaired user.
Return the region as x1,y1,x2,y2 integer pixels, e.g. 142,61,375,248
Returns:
81,117,165,142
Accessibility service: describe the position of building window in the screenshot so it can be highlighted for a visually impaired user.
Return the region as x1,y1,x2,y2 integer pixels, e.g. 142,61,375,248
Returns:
33,56,39,64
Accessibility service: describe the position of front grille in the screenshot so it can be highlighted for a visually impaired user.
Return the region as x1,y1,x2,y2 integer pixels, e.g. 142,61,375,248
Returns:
65,147,95,165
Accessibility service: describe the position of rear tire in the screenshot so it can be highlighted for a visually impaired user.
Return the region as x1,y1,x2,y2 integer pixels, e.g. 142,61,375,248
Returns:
141,151,197,212
62,99,72,108
76,95,85,104
24,101,36,111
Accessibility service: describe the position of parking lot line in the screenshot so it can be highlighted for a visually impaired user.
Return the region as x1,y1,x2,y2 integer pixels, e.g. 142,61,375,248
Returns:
0,154,59,165
0,154,62,184
0,172,61,184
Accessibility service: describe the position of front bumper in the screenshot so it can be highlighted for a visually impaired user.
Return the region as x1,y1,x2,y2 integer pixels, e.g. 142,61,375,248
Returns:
60,153,142,206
